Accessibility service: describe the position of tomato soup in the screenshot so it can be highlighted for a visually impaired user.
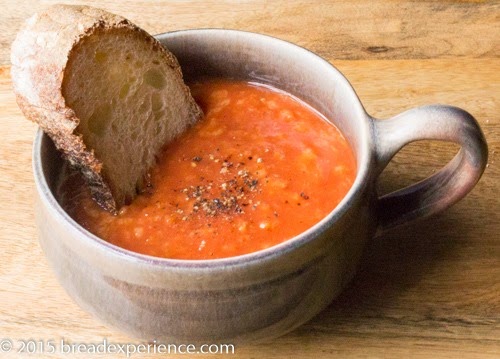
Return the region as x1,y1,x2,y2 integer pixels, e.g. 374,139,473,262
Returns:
59,80,356,259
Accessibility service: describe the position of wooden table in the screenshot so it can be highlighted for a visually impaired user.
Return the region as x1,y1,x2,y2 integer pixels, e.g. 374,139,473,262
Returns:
0,1,498,358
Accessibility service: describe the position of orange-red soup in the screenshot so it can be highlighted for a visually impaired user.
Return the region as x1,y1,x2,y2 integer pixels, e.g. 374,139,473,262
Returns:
60,80,356,259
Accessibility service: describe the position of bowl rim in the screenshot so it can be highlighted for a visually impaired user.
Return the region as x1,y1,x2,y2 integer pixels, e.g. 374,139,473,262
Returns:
33,28,372,269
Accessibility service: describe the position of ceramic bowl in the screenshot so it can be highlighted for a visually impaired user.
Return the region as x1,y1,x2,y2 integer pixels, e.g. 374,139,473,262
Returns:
33,29,488,343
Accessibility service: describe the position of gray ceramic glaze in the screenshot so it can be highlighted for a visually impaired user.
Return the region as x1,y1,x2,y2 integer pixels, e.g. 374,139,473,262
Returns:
33,30,488,343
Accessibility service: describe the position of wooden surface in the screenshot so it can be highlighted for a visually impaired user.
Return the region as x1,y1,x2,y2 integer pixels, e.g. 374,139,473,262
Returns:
0,1,498,358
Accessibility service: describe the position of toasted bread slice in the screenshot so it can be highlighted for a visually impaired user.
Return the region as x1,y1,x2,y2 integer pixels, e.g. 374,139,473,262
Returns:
11,5,202,213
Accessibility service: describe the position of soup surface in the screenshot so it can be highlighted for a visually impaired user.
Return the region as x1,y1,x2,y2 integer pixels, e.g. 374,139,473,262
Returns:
59,80,356,259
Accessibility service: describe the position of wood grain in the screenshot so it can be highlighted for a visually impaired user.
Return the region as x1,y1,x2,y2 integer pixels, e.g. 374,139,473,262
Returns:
0,0,499,66
0,1,499,358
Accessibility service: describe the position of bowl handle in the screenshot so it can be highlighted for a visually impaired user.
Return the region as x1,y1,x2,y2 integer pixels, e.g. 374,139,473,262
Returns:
372,105,488,233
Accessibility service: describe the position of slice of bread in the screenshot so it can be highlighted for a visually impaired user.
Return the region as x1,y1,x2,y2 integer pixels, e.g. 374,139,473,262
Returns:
11,5,202,213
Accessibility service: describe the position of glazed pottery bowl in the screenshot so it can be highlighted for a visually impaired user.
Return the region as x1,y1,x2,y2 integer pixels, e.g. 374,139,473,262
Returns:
33,29,488,343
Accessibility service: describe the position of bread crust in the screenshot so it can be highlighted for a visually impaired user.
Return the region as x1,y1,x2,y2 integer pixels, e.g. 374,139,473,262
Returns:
11,5,200,213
